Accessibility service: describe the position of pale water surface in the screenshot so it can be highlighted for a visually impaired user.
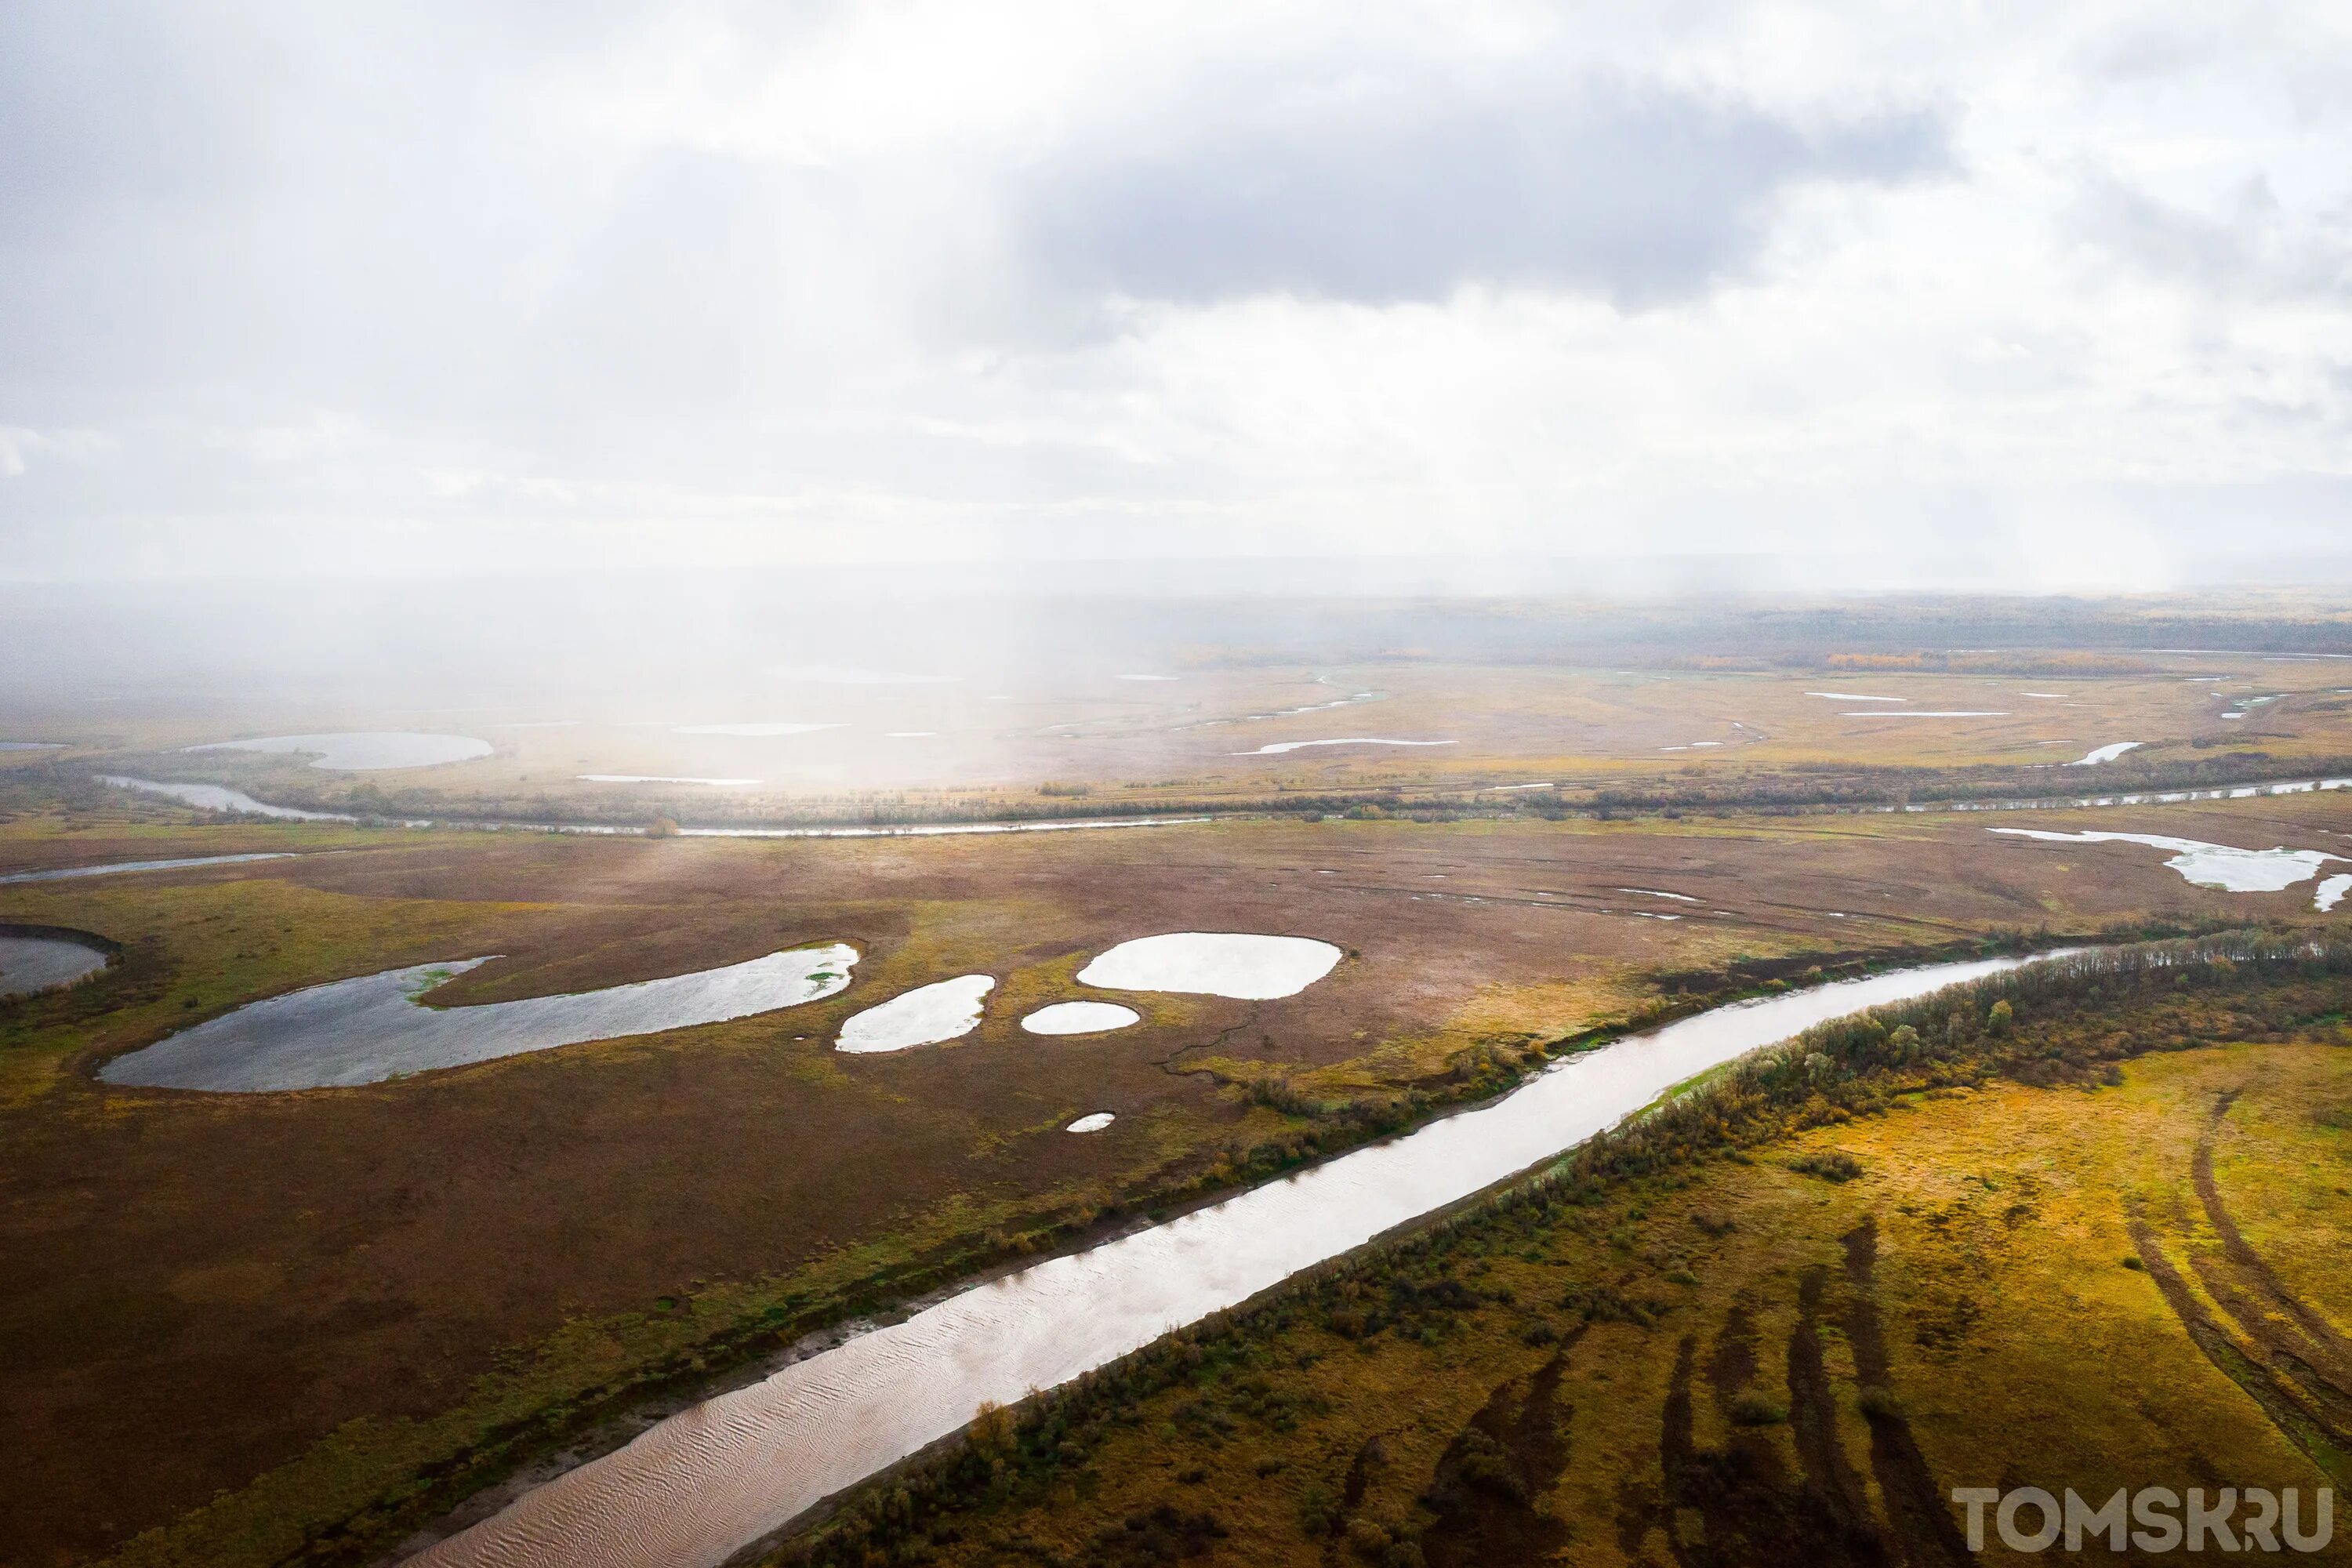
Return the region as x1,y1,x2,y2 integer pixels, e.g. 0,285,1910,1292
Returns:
1065,1112,1116,1132
1021,1001,1142,1035
1233,738,1454,756
0,852,296,884
2317,875,2350,913
2067,742,2143,765
836,976,994,1054
101,946,858,1091
100,775,355,821
1991,829,2343,894
1078,932,1341,1000
0,935,108,998
187,732,492,770
411,953,2053,1568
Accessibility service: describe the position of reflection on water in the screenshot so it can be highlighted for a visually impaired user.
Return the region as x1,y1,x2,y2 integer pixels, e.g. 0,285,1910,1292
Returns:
415,953,2049,1568
98,775,354,821
0,935,109,999
1078,931,1341,1000
102,945,858,1091
836,975,993,1054
185,731,492,770
1021,1001,1141,1035
1232,737,1454,755
1990,828,2343,894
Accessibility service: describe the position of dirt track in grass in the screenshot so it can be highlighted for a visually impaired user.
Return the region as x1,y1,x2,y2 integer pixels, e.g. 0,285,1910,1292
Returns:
800,1026,2352,1568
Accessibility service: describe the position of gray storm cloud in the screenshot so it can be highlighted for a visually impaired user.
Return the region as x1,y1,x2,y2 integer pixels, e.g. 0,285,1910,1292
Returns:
1023,82,1947,308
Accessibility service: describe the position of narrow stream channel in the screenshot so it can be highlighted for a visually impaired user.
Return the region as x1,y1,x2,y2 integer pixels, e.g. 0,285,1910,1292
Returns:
412,951,2054,1568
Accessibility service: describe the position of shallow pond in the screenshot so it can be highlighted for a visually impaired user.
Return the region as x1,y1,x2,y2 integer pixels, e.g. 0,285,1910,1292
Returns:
836,975,993,1054
1065,1112,1116,1132
2067,742,2143,765
1991,828,2343,895
186,732,492,770
2319,874,2350,913
412,952,2055,1568
0,935,109,999
1077,932,1342,1000
101,945,858,1091
99,775,355,821
1021,1001,1142,1035
1232,738,1454,756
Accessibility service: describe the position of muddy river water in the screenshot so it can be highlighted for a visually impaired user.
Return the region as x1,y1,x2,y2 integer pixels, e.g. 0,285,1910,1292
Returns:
412,951,2053,1568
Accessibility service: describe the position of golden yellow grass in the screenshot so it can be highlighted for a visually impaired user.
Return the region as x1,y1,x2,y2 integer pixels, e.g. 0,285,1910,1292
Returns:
893,1043,2350,1566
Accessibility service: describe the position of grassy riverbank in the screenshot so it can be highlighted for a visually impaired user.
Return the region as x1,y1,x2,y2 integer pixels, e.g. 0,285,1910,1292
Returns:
770,934,2352,1568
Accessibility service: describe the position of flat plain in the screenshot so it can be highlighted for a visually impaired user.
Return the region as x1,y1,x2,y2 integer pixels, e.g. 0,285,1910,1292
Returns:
3,630,2350,1566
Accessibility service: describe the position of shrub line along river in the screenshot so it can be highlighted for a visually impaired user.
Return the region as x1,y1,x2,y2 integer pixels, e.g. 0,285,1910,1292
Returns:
87,771,2352,844
408,951,2060,1568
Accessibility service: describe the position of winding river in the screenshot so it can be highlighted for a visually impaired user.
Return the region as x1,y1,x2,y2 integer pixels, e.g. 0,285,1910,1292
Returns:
412,950,2053,1568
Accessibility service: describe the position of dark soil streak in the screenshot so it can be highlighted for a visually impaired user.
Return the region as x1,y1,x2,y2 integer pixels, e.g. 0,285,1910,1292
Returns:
1707,1302,1760,1414
1659,1324,1886,1568
2126,1207,2352,1483
1787,1267,1875,1536
2194,1089,2352,1383
1417,1350,1573,1568
1840,1218,1972,1568
2187,1253,2352,1437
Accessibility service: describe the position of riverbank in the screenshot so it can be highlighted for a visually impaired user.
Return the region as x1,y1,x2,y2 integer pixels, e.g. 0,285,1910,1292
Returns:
14,796,2322,1568
764,929,2352,1568
411,945,2118,1567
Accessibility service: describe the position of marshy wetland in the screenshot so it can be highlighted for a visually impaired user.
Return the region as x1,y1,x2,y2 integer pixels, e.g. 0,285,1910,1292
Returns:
16,0,2352,1550
24,634,2352,833
416,953,2053,1568
5,617,2352,1568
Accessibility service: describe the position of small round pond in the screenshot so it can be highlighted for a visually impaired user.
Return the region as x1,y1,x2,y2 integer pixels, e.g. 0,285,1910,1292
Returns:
1021,1002,1141,1036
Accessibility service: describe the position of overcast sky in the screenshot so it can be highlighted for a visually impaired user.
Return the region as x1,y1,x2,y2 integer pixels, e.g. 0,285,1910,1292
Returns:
3,1,2350,590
